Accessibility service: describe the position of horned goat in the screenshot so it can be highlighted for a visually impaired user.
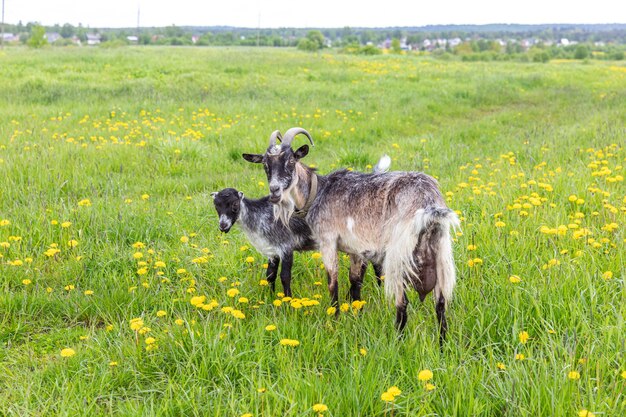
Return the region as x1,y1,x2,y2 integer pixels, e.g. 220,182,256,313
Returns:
243,128,459,344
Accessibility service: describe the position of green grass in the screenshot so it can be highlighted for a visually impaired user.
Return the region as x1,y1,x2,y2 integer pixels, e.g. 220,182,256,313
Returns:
0,47,624,416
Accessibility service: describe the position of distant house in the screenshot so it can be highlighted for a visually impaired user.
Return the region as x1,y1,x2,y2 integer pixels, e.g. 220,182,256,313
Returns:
127,35,139,43
2,33,20,43
448,38,462,47
45,32,62,43
86,33,101,45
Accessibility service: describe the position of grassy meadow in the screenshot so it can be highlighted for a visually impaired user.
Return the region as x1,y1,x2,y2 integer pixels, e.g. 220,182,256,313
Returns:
0,47,625,416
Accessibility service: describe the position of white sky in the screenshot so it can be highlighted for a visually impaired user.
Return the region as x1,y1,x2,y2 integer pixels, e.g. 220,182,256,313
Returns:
3,1,625,28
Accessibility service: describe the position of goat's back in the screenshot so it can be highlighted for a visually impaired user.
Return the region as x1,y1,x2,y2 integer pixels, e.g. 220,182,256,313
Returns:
307,170,447,253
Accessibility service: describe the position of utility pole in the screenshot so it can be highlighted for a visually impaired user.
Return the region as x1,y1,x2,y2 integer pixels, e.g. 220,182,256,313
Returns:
256,12,260,47
137,3,140,37
1,0,5,50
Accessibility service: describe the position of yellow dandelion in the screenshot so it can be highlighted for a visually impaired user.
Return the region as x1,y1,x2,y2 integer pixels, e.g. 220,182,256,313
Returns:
515,353,525,360
519,331,529,344
67,239,79,248
381,391,396,402
60,348,76,358
77,199,91,207
175,319,184,326
387,386,401,396
231,310,246,319
180,236,189,243
245,256,255,263
602,271,613,280
418,369,433,382
273,299,282,307
156,310,166,317
279,338,300,347
61,221,72,228
425,383,436,391
84,290,94,295
311,252,322,260
109,361,118,367
227,288,240,298
497,362,506,370
312,403,328,412
340,303,350,312
509,275,521,284
568,371,580,380
22,279,32,286
129,318,144,331
359,348,367,356
141,194,150,200
265,324,277,331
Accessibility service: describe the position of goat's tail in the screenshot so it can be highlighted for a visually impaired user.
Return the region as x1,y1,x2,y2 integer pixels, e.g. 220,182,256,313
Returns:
372,155,391,174
383,206,460,306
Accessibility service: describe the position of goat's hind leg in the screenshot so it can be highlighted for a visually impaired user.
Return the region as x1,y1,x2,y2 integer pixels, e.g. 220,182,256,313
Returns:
435,293,447,348
320,243,340,313
395,290,409,333
372,262,383,286
348,255,367,301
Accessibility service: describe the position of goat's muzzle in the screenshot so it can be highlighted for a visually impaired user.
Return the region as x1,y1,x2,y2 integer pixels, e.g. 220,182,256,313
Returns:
269,185,281,203
219,222,232,233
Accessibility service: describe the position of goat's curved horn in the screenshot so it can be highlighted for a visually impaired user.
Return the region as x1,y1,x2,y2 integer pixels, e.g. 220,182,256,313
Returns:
268,130,283,148
281,127,314,148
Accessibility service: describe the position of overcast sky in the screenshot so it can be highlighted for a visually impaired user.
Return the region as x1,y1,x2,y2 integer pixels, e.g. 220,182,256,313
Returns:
3,1,625,28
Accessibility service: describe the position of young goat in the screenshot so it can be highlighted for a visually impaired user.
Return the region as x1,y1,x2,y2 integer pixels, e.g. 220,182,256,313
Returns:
243,128,459,344
212,154,388,298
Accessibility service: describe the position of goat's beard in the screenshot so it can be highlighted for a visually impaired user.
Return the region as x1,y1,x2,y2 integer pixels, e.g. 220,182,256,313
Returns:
273,196,295,227
272,175,300,227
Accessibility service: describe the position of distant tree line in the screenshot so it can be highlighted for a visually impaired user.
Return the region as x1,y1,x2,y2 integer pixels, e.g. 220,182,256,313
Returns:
3,21,625,60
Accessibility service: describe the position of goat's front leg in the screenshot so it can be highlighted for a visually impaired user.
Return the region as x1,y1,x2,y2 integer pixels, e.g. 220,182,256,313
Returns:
279,252,293,298
266,256,280,293
320,243,339,310
348,255,367,301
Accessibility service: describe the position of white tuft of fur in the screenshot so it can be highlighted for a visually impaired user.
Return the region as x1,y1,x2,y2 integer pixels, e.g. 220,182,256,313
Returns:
383,208,460,306
373,154,391,174
434,211,460,305
383,213,421,303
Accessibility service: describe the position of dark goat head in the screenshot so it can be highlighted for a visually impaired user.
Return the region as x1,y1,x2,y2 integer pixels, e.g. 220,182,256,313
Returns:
211,188,244,233
242,127,313,204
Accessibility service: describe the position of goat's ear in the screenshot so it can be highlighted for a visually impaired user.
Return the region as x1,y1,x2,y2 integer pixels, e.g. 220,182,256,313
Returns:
211,192,218,200
294,144,309,160
242,153,263,163
238,191,244,200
